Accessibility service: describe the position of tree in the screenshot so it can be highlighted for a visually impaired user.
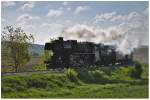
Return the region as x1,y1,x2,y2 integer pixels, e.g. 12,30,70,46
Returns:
2,25,34,72
131,61,143,79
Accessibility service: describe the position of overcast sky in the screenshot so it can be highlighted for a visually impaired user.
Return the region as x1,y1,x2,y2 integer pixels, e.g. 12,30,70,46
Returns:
1,1,148,46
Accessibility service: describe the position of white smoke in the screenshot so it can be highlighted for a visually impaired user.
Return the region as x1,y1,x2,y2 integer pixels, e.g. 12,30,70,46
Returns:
61,10,148,55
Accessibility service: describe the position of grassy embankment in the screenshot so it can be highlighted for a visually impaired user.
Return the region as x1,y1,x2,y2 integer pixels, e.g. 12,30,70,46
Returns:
1,63,148,98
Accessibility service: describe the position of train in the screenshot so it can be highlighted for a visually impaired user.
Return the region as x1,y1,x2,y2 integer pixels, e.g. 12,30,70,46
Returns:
44,37,133,69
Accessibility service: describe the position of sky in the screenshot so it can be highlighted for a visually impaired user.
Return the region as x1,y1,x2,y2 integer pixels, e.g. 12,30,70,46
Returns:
1,1,149,54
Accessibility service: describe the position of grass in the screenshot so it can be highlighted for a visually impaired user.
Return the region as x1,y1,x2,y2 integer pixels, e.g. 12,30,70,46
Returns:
2,82,148,98
1,64,148,98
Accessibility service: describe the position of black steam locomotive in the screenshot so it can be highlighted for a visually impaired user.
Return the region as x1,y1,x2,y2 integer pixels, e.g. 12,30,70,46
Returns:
44,37,133,69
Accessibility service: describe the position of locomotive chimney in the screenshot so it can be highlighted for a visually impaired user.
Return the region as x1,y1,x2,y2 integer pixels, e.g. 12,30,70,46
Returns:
59,37,63,41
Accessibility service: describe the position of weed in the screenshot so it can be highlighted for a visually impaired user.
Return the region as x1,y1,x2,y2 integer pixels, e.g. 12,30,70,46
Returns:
65,68,79,83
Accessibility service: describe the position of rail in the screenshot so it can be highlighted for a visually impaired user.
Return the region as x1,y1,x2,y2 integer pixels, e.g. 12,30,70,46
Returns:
1,63,134,76
1,68,65,76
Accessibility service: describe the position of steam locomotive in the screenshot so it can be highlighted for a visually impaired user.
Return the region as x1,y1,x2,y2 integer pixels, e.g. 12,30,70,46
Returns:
44,37,133,69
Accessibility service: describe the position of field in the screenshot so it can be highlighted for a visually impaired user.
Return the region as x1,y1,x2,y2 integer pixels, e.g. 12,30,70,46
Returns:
1,57,40,72
1,64,148,98
2,82,148,98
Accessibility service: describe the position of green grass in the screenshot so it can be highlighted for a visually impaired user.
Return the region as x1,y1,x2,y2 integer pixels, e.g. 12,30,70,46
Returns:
2,82,148,98
1,64,148,98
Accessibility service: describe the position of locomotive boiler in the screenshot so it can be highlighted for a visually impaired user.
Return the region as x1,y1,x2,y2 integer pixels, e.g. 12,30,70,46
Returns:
44,37,133,69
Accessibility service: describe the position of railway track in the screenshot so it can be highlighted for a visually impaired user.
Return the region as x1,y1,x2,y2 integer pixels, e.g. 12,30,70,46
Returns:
1,63,134,76
1,68,65,76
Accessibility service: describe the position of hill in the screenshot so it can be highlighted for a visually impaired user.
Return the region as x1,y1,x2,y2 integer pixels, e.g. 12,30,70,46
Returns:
29,44,44,57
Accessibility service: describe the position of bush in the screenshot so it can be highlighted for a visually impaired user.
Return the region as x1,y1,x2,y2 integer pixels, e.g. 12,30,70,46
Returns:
33,65,46,71
27,75,48,88
111,67,133,81
88,69,109,83
1,76,27,91
65,68,78,83
131,61,143,79
1,86,15,93
141,64,148,79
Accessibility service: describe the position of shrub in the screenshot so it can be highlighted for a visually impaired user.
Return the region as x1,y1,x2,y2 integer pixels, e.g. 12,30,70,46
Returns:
131,61,143,79
141,64,148,79
27,75,48,88
1,76,27,91
77,68,93,83
65,68,78,83
33,65,46,71
111,67,133,81
88,69,109,83
1,86,15,93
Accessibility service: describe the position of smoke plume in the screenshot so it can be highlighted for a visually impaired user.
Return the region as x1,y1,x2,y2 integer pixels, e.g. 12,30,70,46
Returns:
61,10,148,54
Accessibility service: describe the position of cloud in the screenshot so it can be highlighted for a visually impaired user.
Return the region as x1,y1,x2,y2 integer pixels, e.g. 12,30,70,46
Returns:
2,1,16,7
33,22,64,44
110,15,125,22
74,6,89,14
62,9,148,54
67,7,71,11
17,14,40,23
110,11,140,22
40,23,63,29
2,18,6,22
59,6,71,11
17,1,35,12
94,12,116,23
47,9,63,17
40,22,64,36
16,14,40,31
95,11,141,24
62,1,68,6
143,6,148,15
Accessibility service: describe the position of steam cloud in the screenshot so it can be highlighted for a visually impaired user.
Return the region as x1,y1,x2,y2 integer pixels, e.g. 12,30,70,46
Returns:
61,10,148,55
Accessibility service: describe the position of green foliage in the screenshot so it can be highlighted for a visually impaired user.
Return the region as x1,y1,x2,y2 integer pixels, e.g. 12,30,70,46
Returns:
32,51,51,71
1,68,148,98
1,86,15,93
1,73,79,94
40,53,45,66
2,25,34,72
88,69,109,83
1,66,15,72
111,67,133,81
35,50,53,71
44,50,53,61
2,76,27,92
2,81,148,98
65,68,79,83
141,64,148,79
77,68,109,83
131,61,143,79
1,64,148,98
27,75,48,88
33,65,46,71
